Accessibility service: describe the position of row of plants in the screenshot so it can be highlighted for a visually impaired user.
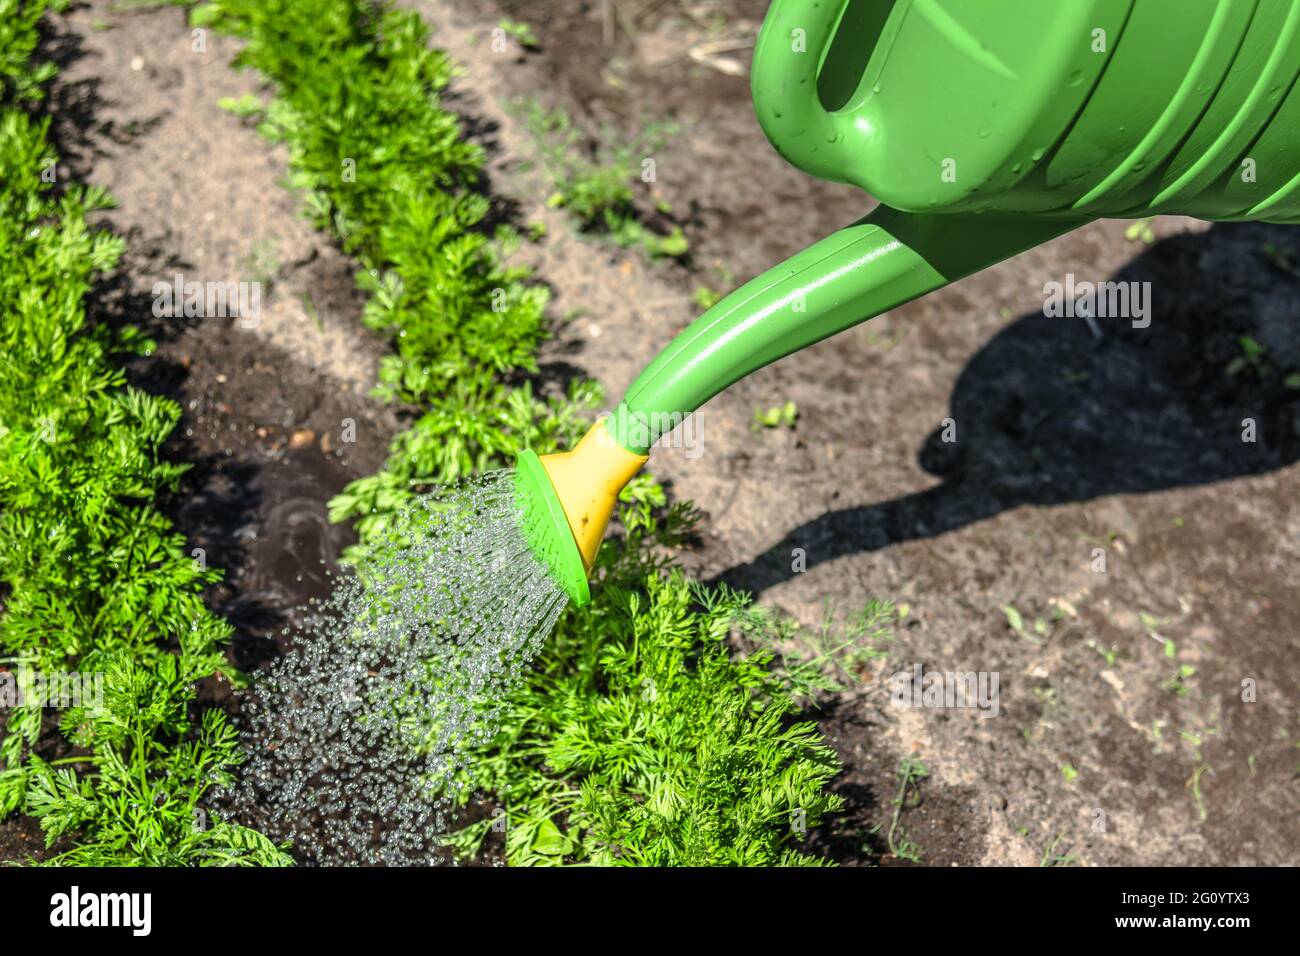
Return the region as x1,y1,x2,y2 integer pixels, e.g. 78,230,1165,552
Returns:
197,0,874,865
0,0,288,864
193,0,594,549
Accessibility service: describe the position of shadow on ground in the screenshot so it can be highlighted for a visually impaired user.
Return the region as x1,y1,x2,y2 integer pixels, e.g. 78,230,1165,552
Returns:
716,221,1300,595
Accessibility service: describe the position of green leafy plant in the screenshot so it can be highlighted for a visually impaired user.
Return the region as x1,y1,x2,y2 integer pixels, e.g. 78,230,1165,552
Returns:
19,655,289,866
737,598,896,703
216,91,265,121
692,265,735,312
198,0,598,554
0,0,58,103
0,0,284,864
442,505,845,866
1001,603,1053,646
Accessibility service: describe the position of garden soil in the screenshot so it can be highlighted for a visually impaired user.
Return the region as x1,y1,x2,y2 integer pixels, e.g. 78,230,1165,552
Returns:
4,0,1296,866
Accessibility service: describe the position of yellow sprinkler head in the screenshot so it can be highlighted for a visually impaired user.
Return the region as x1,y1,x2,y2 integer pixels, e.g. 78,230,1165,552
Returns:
514,418,648,606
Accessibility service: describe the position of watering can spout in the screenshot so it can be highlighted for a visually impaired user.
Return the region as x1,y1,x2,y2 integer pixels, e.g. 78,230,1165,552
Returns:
605,206,1084,453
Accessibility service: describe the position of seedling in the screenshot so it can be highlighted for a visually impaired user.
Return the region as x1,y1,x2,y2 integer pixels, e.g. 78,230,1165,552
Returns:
1002,604,1049,646
1225,335,1272,380
753,400,798,430
1138,610,1167,633
863,324,909,351
496,18,540,50
1087,639,1120,667
692,285,724,310
1186,764,1212,821
1124,217,1156,244
693,264,735,313
1163,664,1197,697
303,291,323,333
515,97,688,260
746,598,898,702
1039,832,1077,867
886,756,928,863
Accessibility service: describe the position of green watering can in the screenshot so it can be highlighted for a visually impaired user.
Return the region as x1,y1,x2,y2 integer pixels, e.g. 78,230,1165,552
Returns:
517,0,1300,606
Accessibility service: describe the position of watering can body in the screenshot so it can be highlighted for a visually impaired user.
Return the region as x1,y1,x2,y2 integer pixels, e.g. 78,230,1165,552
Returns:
754,0,1300,223
603,0,1300,456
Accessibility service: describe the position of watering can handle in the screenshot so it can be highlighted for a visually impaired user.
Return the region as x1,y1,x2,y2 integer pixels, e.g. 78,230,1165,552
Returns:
750,0,858,185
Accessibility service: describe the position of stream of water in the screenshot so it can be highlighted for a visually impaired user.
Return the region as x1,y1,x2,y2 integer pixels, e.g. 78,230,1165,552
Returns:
228,469,567,865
